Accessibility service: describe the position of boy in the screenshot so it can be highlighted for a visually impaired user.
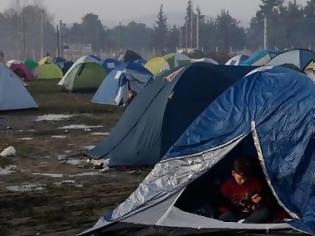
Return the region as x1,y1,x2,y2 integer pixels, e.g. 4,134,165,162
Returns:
218,158,271,223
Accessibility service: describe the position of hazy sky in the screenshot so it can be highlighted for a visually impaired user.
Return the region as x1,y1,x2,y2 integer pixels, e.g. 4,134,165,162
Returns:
0,0,309,27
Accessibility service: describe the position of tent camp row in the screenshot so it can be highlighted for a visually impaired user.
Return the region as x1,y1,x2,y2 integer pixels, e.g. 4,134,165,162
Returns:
82,64,315,236
87,49,315,167
81,48,315,236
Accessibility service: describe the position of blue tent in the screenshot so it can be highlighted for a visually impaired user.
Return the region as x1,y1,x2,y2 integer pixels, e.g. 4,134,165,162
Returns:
81,67,315,236
61,60,74,74
92,62,154,106
241,50,277,66
267,49,315,71
87,63,255,166
101,58,120,74
133,58,147,66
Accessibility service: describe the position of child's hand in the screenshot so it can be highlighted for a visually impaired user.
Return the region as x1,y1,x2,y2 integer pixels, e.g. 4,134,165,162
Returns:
251,194,262,204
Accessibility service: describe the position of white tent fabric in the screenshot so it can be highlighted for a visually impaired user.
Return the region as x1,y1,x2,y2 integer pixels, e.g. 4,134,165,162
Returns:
0,64,38,110
225,55,248,65
191,58,218,65
6,60,22,67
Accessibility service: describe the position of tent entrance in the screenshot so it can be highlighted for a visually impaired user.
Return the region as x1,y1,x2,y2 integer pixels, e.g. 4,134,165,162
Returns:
174,135,291,223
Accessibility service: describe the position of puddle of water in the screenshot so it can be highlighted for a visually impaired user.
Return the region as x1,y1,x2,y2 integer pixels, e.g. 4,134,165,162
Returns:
66,159,85,165
7,184,46,192
82,145,95,150
54,180,75,186
33,173,63,178
57,154,67,161
0,165,17,175
36,114,74,122
69,172,101,177
18,137,33,141
54,180,83,188
51,135,67,139
91,132,110,136
58,125,103,130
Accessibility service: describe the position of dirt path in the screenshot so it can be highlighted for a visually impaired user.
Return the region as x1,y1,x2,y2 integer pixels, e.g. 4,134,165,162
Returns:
0,113,148,235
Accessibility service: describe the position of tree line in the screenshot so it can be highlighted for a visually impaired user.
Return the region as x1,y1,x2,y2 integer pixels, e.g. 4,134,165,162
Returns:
0,0,314,60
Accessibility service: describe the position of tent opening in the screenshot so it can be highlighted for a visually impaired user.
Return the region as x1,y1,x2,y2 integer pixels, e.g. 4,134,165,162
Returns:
174,135,291,224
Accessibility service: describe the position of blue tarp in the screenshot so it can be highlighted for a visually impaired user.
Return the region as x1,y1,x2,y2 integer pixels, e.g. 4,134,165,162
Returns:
165,66,315,234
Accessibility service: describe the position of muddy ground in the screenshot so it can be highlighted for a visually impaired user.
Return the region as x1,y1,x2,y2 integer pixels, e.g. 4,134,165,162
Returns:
0,79,149,236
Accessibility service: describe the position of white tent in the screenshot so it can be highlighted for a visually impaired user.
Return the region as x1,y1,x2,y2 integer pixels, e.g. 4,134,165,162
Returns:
0,64,38,111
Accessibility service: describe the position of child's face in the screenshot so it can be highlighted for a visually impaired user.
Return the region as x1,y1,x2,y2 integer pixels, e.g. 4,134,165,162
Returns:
232,170,247,185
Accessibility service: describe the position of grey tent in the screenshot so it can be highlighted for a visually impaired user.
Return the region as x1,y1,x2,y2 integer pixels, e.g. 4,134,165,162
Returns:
87,63,255,166
0,63,38,111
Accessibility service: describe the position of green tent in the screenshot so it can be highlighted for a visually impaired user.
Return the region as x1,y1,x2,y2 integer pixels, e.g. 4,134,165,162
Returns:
58,59,107,92
36,64,63,79
24,59,38,71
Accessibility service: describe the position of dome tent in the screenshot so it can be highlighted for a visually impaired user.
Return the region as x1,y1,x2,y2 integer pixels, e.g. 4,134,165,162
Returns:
58,55,107,92
145,53,191,76
267,49,315,71
36,64,63,79
144,56,171,76
87,63,255,166
81,67,315,236
9,62,36,81
24,59,38,71
0,64,38,110
92,62,154,106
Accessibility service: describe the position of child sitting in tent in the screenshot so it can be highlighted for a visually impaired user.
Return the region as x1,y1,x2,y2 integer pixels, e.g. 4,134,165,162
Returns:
218,158,271,223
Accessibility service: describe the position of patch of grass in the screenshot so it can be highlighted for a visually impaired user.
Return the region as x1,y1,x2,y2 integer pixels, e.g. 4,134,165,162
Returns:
3,79,124,115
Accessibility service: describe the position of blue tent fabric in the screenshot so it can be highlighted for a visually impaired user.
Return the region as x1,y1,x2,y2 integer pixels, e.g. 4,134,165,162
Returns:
133,58,147,66
88,63,255,166
61,61,73,74
163,67,315,234
89,55,102,62
92,62,154,106
101,58,120,74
